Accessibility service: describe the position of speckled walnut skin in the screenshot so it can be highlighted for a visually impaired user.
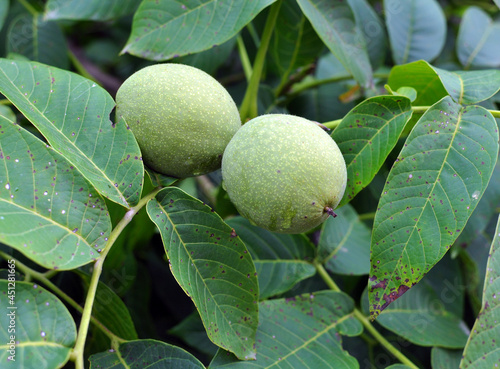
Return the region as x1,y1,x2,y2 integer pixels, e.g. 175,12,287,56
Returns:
116,63,241,178
222,114,347,234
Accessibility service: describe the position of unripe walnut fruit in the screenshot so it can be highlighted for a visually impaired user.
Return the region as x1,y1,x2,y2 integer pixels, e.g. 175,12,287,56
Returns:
116,63,241,178
222,114,347,234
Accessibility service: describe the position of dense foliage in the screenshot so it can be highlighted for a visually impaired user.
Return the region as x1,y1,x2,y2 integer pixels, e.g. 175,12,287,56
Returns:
0,1,499,368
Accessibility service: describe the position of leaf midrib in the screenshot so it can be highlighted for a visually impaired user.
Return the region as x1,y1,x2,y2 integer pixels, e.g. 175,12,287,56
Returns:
266,313,354,368
0,198,91,249
156,197,256,357
0,63,129,207
374,98,463,314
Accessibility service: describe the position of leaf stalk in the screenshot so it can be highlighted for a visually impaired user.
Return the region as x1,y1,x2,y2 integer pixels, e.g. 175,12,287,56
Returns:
314,262,420,369
71,186,162,368
239,0,283,122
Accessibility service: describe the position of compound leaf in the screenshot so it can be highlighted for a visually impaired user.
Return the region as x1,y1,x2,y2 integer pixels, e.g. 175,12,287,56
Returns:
369,96,499,319
0,118,109,270
0,281,76,368
123,0,276,60
332,95,412,206
0,59,144,208
147,187,258,360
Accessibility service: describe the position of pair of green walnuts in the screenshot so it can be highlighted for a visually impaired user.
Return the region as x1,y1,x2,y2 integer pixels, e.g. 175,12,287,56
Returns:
116,64,347,234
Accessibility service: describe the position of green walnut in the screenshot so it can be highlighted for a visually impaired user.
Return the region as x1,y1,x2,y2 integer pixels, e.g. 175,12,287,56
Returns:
116,63,241,178
221,114,347,234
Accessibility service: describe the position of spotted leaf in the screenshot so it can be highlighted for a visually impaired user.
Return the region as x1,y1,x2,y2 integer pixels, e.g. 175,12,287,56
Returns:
332,95,412,207
369,96,499,319
460,216,500,368
0,281,77,367
0,59,144,208
209,291,362,368
0,118,110,270
146,187,259,361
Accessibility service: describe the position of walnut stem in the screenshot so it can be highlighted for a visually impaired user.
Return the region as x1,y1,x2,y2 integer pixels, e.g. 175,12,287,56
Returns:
324,206,337,217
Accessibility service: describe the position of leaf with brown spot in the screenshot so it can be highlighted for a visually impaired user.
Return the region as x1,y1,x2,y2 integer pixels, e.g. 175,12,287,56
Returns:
146,187,258,360
369,96,499,319
209,291,361,368
0,59,144,208
332,95,412,207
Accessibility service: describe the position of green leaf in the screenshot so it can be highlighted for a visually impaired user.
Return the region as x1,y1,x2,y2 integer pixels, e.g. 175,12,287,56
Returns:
0,280,76,367
145,167,178,188
296,0,373,88
7,14,69,69
0,0,9,32
435,68,500,105
456,161,500,247
384,0,446,64
0,59,144,208
79,272,138,341
226,216,316,299
332,95,413,206
45,0,141,21
388,60,500,106
123,0,276,60
146,187,259,360
456,6,500,69
209,291,362,368
460,216,500,368
387,60,448,106
0,105,16,122
376,279,469,348
431,347,462,369
346,0,387,69
269,1,324,77
396,87,417,102
369,96,499,319
0,118,110,270
318,204,371,275
89,339,205,369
